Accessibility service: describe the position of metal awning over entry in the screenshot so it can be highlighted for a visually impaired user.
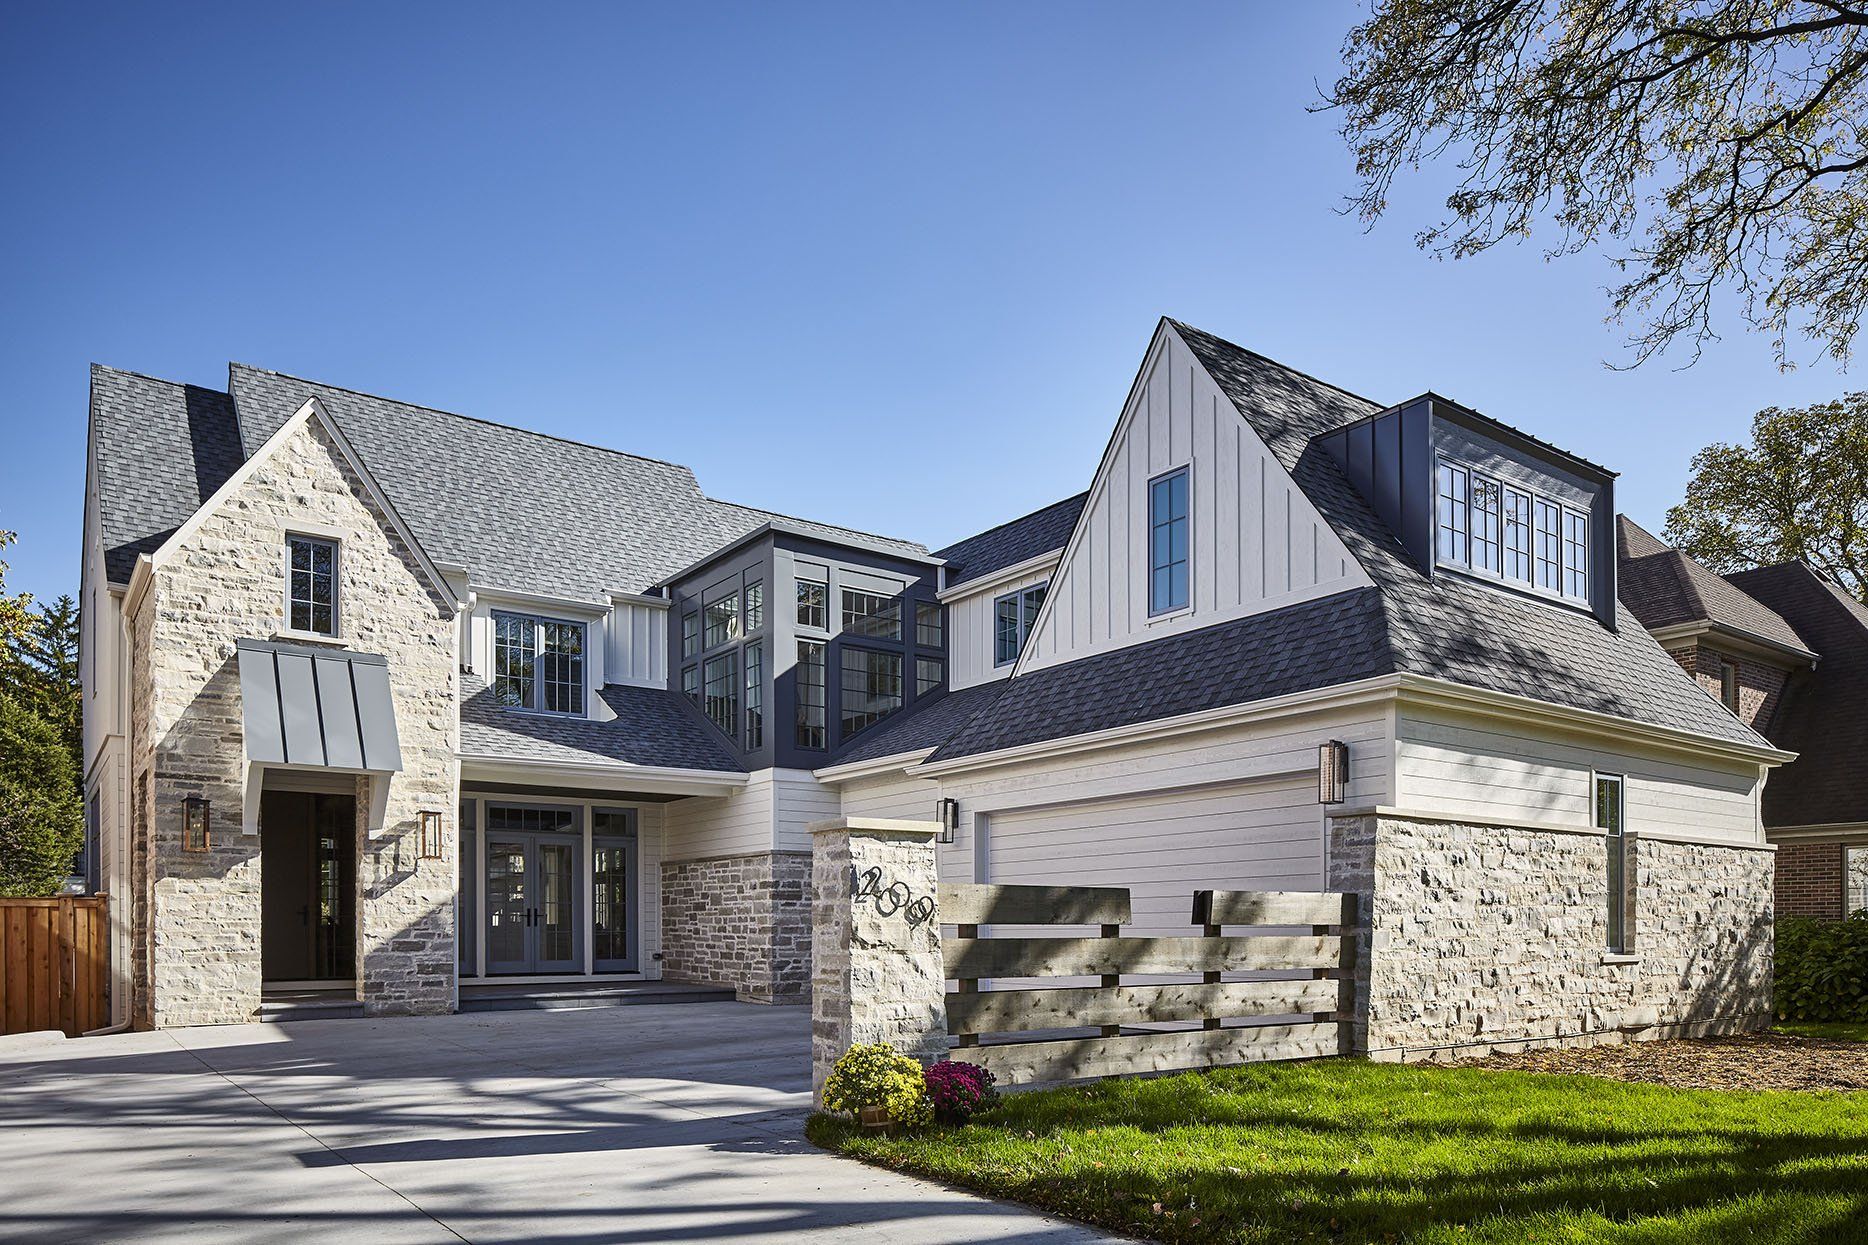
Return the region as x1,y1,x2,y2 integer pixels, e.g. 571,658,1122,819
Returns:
237,638,403,833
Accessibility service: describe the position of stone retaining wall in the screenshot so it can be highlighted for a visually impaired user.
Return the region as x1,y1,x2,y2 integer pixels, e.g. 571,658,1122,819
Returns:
660,851,811,1003
1329,814,1772,1060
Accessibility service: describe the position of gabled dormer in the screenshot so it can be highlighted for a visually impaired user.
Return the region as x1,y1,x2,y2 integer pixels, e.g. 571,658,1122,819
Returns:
1317,394,1620,628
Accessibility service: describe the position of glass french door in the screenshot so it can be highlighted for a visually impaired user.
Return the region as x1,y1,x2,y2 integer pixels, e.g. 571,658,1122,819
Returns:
592,807,638,972
485,829,583,975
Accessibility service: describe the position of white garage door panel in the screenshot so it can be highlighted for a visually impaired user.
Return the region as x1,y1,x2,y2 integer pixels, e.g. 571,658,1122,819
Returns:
985,777,1322,938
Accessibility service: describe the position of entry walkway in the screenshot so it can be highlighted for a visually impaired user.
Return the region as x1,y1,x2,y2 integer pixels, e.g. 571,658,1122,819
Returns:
0,1002,1114,1243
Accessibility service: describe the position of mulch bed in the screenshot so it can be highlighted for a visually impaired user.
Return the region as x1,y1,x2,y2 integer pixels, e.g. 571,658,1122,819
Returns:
1468,1031,1868,1092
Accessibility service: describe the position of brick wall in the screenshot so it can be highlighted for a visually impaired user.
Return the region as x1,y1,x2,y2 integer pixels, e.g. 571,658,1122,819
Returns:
660,851,811,1003
1674,645,1792,733
1775,842,1846,920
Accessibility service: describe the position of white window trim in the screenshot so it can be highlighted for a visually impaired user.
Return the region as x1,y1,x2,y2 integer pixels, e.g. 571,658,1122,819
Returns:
1146,464,1194,620
492,610,589,717
992,582,1048,668
283,532,342,640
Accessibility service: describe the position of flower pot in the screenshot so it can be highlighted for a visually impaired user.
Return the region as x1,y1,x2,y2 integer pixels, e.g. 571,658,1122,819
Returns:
858,1105,891,1130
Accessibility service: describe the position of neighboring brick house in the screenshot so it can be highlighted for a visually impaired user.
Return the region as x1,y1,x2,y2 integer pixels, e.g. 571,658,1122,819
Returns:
1618,520,1868,921
82,319,1791,1058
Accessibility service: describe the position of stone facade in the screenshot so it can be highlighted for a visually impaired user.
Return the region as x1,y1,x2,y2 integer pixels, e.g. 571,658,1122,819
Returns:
1328,814,1773,1060
660,851,811,1003
809,822,946,1104
128,411,458,1026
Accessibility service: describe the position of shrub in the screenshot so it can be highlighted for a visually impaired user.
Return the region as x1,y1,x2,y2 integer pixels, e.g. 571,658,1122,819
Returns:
924,1059,999,1123
1775,914,1868,1023
822,1043,931,1128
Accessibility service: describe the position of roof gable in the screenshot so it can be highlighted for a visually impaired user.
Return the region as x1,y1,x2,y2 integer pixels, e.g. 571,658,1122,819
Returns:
1615,517,1813,659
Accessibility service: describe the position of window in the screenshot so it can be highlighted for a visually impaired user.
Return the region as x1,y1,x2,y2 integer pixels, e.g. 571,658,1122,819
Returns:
795,641,826,748
1719,659,1740,714
287,535,338,635
842,589,901,639
682,664,699,703
492,612,584,714
703,651,739,741
1596,773,1629,953
704,590,740,649
1471,477,1501,574
745,582,764,633
1148,467,1190,614
1503,487,1532,583
915,600,943,648
841,647,902,736
797,578,827,630
994,583,1047,666
916,656,944,695
1534,498,1562,593
745,642,764,748
1435,464,1469,565
1563,508,1589,599
681,612,699,659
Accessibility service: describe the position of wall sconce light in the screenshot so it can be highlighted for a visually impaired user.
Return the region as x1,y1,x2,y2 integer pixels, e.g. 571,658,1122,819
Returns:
419,810,443,860
1318,740,1349,805
935,797,959,845
182,795,211,853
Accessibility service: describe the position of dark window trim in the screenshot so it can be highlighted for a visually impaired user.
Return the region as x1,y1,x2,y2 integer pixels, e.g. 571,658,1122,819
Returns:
1147,464,1192,617
492,610,587,716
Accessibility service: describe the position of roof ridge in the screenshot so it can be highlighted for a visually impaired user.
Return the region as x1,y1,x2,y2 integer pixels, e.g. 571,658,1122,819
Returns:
1166,318,1385,413
934,490,1090,556
91,362,215,390
702,495,927,553
228,361,702,479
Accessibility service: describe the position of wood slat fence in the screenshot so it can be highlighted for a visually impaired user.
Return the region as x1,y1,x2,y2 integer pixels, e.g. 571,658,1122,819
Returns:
0,895,109,1037
940,883,1357,1085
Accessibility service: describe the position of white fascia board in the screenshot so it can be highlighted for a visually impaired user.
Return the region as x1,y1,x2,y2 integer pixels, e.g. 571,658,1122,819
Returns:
458,752,748,797
935,550,1063,604
471,583,610,618
608,589,671,609
907,675,1404,779
813,747,937,785
1393,674,1798,767
1646,620,1817,668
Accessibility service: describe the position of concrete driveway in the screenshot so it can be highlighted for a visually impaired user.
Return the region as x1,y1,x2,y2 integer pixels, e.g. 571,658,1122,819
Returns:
0,1002,1113,1244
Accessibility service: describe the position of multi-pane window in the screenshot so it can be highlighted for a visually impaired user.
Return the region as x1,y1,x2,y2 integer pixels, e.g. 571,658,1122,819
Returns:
287,535,338,635
1149,467,1190,614
1719,660,1740,714
703,651,739,741
1597,773,1628,953
1435,464,1469,565
704,590,740,649
797,578,827,629
795,641,827,749
1563,509,1589,599
841,647,903,736
1471,478,1501,574
1503,487,1532,582
915,600,943,648
681,612,699,659
745,582,764,633
744,642,764,748
493,612,584,714
682,665,699,704
916,656,944,696
1534,498,1562,593
994,583,1047,666
842,589,901,639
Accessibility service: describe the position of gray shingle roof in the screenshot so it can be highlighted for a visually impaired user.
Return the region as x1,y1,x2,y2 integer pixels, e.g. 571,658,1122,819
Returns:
924,321,1776,762
1725,563,1868,827
936,493,1088,589
89,366,245,583
831,680,1008,766
1615,518,1813,657
460,674,743,772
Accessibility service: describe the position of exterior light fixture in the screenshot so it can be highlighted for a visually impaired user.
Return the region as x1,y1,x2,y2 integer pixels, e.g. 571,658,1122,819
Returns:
419,810,443,860
182,795,211,853
1318,740,1349,805
935,797,960,845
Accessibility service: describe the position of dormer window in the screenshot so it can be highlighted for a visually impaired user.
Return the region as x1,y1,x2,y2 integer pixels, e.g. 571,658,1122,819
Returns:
1437,459,1589,603
493,611,585,715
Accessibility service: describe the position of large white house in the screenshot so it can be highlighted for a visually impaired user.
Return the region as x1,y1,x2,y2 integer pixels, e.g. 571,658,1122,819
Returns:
80,319,1787,1056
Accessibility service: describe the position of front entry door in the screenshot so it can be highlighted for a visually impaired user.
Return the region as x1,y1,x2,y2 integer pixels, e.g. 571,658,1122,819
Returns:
260,790,356,981
485,830,582,974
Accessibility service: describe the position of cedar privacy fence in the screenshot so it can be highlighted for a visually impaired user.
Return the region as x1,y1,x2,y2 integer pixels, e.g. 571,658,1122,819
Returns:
0,895,109,1038
809,820,1360,1098
943,883,1356,1083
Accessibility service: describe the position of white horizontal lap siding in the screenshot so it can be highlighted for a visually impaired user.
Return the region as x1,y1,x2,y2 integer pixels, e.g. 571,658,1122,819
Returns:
1395,707,1765,844
662,772,776,861
636,804,665,976
1020,326,1370,673
772,769,841,852
949,567,1053,691
836,769,957,875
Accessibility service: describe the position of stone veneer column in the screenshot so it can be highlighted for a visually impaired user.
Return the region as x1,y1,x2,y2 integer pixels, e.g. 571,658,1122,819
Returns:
809,818,947,1106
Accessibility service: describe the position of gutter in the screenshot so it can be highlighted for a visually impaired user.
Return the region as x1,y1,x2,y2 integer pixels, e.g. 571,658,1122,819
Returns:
814,747,937,784
457,752,749,797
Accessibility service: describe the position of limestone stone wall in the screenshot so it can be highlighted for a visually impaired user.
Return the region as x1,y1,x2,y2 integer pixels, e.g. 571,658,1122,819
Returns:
660,851,811,1003
134,413,457,1026
1329,814,1773,1060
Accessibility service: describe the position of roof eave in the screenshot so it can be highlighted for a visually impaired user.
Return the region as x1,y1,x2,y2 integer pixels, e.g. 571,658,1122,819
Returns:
1646,619,1818,668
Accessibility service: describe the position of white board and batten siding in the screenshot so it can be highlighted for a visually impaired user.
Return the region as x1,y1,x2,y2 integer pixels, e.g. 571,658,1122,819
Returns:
1395,705,1766,845
947,563,1055,692
1019,325,1371,674
605,599,668,688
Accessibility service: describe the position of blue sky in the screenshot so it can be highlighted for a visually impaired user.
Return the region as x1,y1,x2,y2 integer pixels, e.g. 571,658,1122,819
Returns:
0,2,1855,604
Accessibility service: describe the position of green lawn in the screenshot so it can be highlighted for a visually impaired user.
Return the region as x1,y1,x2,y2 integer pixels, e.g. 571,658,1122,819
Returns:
1776,1020,1868,1042
808,1058,1868,1244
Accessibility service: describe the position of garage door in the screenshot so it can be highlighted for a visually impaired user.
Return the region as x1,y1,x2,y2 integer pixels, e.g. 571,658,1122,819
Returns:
980,776,1323,938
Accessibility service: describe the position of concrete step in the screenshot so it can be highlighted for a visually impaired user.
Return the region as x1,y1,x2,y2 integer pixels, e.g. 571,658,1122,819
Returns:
459,982,734,1013
257,998,366,1023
